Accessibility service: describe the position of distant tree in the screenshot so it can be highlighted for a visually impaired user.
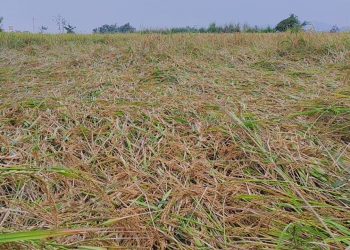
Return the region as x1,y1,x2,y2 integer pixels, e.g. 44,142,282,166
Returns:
330,25,340,33
0,17,3,32
93,24,118,34
223,23,241,33
275,14,308,32
243,24,260,33
140,23,275,34
170,26,199,33
39,25,48,34
93,23,135,34
117,23,136,33
64,24,76,34
207,23,218,33
261,26,275,33
198,27,207,33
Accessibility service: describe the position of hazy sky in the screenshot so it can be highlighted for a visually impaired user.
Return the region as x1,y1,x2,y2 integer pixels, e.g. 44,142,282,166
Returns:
1,0,349,33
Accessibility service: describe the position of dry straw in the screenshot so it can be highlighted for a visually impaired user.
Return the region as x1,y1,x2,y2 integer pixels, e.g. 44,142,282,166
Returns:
0,32,349,249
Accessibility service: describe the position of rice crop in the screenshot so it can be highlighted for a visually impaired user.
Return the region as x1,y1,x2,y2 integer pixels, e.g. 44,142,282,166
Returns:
0,32,349,249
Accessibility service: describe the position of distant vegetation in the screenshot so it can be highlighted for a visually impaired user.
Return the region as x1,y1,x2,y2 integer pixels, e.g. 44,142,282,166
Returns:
93,14,305,34
93,23,136,34
0,13,347,34
63,24,76,34
330,25,340,33
53,15,76,34
39,26,48,34
275,14,308,32
92,22,276,34
0,17,3,32
140,23,275,34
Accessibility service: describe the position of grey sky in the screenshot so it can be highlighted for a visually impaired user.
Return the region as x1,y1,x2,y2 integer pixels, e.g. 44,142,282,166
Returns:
1,0,349,33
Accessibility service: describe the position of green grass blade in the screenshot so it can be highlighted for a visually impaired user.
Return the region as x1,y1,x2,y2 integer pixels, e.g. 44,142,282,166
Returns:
0,229,83,243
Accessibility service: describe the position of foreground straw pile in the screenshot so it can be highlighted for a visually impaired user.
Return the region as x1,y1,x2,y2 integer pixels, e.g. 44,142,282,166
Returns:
0,33,349,249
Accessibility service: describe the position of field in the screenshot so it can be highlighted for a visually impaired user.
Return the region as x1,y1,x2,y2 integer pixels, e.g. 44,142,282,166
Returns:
0,32,349,249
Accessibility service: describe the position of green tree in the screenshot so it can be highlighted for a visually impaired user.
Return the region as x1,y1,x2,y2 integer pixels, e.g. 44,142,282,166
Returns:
207,23,218,33
330,25,340,33
275,14,308,32
260,26,275,33
64,24,76,34
93,24,118,33
117,23,135,33
93,23,135,34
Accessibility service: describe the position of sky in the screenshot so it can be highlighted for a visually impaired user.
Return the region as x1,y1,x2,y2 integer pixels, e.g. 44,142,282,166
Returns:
1,0,349,33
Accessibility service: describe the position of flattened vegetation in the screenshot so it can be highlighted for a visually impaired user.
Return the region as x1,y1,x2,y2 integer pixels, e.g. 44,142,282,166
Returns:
0,33,349,249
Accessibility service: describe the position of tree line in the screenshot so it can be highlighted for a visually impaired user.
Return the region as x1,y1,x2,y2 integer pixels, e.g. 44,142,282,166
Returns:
0,14,343,34
92,14,307,34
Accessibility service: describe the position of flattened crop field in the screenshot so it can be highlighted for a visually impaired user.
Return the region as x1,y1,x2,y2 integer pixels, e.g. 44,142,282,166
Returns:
0,33,349,249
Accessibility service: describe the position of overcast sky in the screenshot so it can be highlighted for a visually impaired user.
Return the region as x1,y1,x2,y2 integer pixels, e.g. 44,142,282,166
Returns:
1,0,349,33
